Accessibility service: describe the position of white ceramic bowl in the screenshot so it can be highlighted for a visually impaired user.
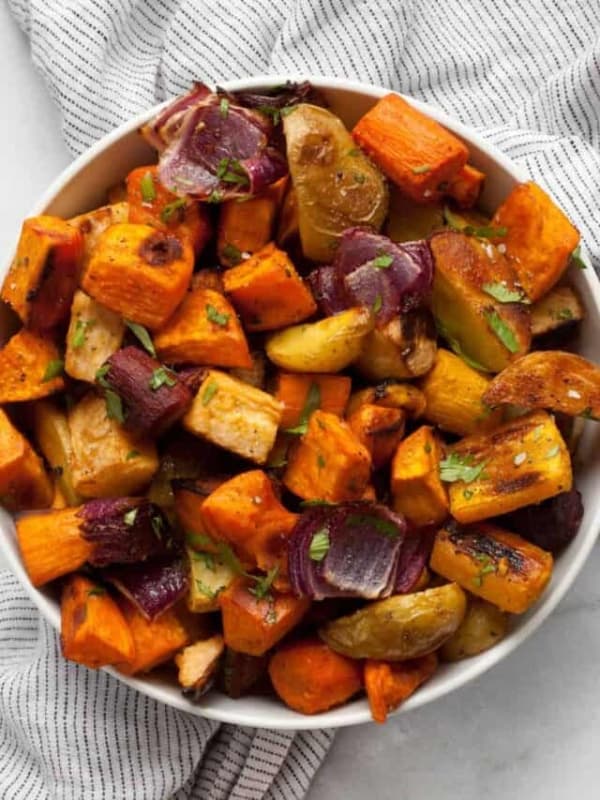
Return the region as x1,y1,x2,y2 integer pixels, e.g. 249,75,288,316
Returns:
2,76,600,730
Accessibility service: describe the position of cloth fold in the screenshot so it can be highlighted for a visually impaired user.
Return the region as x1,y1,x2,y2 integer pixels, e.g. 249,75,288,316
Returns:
3,1,600,798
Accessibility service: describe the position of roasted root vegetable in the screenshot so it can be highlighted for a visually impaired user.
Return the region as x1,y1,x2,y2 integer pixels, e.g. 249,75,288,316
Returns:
431,230,531,373
230,350,267,389
61,575,135,668
219,579,310,656
419,349,503,436
491,181,580,301
174,476,226,546
530,285,584,337
446,164,485,209
352,93,468,203
33,400,81,506
175,635,224,700
1,215,82,329
348,404,405,469
275,373,351,430
187,548,236,612
69,202,129,266
365,654,438,723
266,307,374,373
483,351,600,420
390,426,448,527
154,287,252,368
443,410,572,523
82,223,194,330
283,104,388,261
346,381,427,419
430,522,553,613
386,187,445,243
354,311,437,381
439,597,508,661
0,409,53,511
0,328,64,402
223,242,317,331
500,489,584,554
218,648,269,698
68,393,159,498
183,370,282,464
283,410,371,502
65,290,125,383
319,583,467,660
269,637,362,714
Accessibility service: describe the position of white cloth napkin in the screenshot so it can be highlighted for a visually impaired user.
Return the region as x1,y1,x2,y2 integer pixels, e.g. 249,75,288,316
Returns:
3,1,600,799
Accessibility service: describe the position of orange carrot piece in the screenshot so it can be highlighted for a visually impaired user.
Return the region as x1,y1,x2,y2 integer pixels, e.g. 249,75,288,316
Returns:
61,575,135,668
0,328,64,402
364,654,438,723
16,507,92,587
347,403,405,469
352,94,468,203
126,165,211,255
269,637,362,714
220,579,310,656
446,164,485,209
222,242,317,331
0,409,53,511
275,373,352,429
154,287,252,368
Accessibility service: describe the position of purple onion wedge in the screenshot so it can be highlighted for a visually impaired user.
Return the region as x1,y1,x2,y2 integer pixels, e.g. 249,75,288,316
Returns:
394,526,436,593
141,82,212,151
104,554,189,620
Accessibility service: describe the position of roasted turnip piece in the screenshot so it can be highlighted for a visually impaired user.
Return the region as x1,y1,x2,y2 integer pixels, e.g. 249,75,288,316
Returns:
217,647,269,699
79,497,174,567
104,554,189,621
530,285,584,337
499,489,584,554
175,635,224,701
101,346,192,438
355,310,437,380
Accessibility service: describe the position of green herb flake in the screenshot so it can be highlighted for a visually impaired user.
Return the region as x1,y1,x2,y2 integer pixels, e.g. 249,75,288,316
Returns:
483,310,520,353
280,105,297,118
219,97,229,118
284,382,321,435
95,364,111,388
372,293,383,314
353,173,366,184
222,242,243,265
248,566,279,601
434,317,490,372
186,531,215,550
309,528,330,562
299,499,336,508
532,424,545,442
160,198,186,224
123,508,138,526
104,389,125,423
151,515,164,539
205,303,230,327
443,206,507,239
125,320,156,357
201,380,219,406
87,587,106,597
463,488,474,500
571,245,587,270
196,579,220,600
411,164,431,174
372,253,393,269
206,189,224,204
317,453,326,469
140,170,157,203
126,450,140,460
482,282,528,304
42,359,64,382
72,318,95,349
545,445,560,459
265,600,277,625
216,157,249,187
554,307,574,321
439,452,488,484
149,366,177,391
473,562,496,587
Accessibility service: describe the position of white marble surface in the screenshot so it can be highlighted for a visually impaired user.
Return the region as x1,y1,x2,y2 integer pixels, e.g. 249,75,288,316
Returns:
3,8,600,799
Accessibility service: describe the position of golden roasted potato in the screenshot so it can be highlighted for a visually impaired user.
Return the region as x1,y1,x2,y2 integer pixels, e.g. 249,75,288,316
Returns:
283,104,388,261
354,311,437,380
483,350,600,420
186,548,236,613
439,597,509,661
65,290,125,383
385,187,445,242
32,400,82,506
319,583,467,660
69,201,129,266
265,307,374,373
530,285,584,337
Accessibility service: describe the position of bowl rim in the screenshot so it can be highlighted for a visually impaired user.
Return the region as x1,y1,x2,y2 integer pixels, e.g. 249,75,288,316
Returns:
2,73,600,730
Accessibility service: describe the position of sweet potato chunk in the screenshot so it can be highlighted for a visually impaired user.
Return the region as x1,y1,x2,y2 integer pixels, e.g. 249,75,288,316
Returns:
283,410,371,502
431,522,553,613
483,351,600,420
1,215,82,329
65,290,125,383
222,242,317,332
491,181,580,301
275,373,351,430
365,654,437,723
446,164,485,209
68,393,159,498
390,425,448,527
0,328,64,402
443,410,572,523
126,165,211,255
154,287,252,368
82,223,194,330
431,231,531,373
352,93,468,203
0,409,53,511
346,381,426,419
419,349,504,436
174,477,227,548
33,400,81,506
348,404,405,469
69,202,129,267
200,470,298,576
16,507,92,586
183,370,282,464
220,579,310,656
61,575,134,668
530,285,584,337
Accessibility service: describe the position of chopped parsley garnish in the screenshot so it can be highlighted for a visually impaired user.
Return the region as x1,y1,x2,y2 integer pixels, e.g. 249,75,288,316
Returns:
105,389,125,423
205,303,230,327
309,528,330,562
149,366,177,391
125,320,156,357
42,359,64,382
257,105,281,125
151,514,164,539
463,488,474,500
126,450,140,460
206,189,224,204
570,245,587,269
439,453,488,483
248,566,279,601
195,579,222,600
473,559,496,587
443,206,507,238
280,105,297,118
434,317,490,372
222,242,243,265
411,164,431,174
140,171,156,203
201,380,219,406
317,454,326,469
553,307,574,321
372,293,383,313
353,173,366,184
160,198,186,223
545,445,560,459
284,382,321,435
216,157,249,187
95,364,111,388
186,531,215,550
219,97,229,118
483,310,520,353
372,252,393,269
299,499,336,508
196,551,216,571
87,587,106,597
72,318,95,348
123,508,138,526
482,282,528,304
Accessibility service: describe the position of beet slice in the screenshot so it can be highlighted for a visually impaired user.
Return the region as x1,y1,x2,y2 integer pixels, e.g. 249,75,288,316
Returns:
499,490,584,554
104,554,188,620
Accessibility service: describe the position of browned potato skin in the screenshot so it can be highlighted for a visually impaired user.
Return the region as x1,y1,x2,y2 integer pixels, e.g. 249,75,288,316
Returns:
431,231,531,373
354,311,437,380
440,597,509,661
283,104,388,262
319,583,467,660
530,285,584,337
483,350,600,419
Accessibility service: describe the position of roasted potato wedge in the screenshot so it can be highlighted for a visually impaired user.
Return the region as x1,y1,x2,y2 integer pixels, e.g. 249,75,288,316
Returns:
347,380,427,418
32,400,82,506
439,597,509,661
354,311,437,380
483,350,600,419
386,187,444,243
283,104,388,261
530,285,584,337
187,548,236,613
65,290,125,383
319,583,467,660
265,307,374,373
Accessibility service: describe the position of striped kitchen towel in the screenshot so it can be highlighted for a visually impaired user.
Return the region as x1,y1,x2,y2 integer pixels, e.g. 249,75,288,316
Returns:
3,1,600,799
